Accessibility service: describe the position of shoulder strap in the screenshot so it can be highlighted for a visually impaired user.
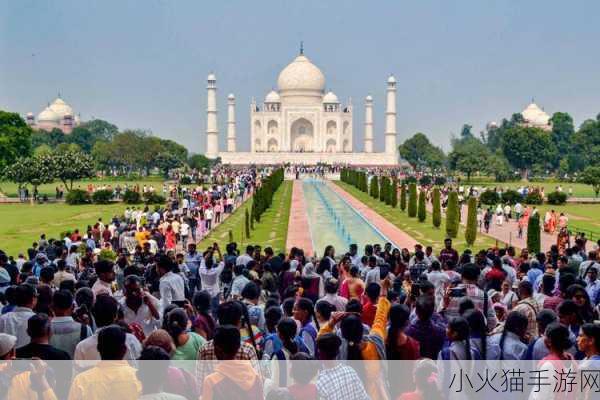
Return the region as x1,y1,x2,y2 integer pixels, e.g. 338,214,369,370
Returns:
272,349,288,387
80,323,88,341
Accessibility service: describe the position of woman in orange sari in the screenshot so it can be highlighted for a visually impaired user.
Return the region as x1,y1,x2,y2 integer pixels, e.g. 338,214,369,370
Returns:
548,210,558,234
339,265,365,301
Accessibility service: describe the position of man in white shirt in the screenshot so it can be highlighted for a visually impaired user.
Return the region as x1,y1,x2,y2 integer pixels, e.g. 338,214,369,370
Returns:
156,255,186,313
236,245,255,267
0,284,36,348
91,260,115,297
119,275,160,337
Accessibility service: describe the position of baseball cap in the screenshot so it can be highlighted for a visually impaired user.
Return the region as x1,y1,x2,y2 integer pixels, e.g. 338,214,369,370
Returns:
0,333,17,357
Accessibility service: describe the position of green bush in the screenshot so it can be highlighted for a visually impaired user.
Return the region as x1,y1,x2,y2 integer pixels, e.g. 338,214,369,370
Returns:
379,177,387,203
245,208,251,239
370,176,379,199
407,183,417,217
417,190,426,222
432,188,441,228
527,213,541,253
91,189,114,204
98,249,117,262
179,176,192,185
446,191,459,238
546,191,567,205
390,180,398,208
66,189,90,205
501,190,522,205
403,176,417,185
400,185,407,211
419,176,432,186
434,176,447,186
143,192,166,204
465,197,477,246
123,190,142,204
479,190,500,205
524,192,544,205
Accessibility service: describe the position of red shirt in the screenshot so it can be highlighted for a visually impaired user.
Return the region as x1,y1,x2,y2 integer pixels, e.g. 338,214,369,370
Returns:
361,299,377,326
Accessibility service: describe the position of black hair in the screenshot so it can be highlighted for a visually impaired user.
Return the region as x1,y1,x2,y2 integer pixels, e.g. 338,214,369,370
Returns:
315,301,335,322
265,306,283,333
27,313,50,339
216,301,243,325
92,294,118,327
566,284,595,323
236,300,259,355
241,281,260,300
97,325,126,360
266,389,292,400
277,318,298,356
559,273,577,294
542,274,556,296
365,282,381,302
345,299,362,313
39,267,55,283
95,259,114,274
386,303,410,360
316,333,341,360
156,255,173,272
430,261,441,271
214,325,241,360
282,298,295,317
164,308,189,347
414,361,442,400
536,309,557,334
463,309,487,360
498,311,528,360
15,284,37,307
448,317,472,360
458,298,475,315
461,263,480,281
295,297,320,330
581,323,600,352
137,346,171,392
52,290,73,311
545,323,572,353
324,279,338,294
290,352,317,384
415,295,434,321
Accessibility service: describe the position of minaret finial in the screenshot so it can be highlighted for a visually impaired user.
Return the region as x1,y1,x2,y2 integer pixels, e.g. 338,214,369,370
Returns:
300,41,304,55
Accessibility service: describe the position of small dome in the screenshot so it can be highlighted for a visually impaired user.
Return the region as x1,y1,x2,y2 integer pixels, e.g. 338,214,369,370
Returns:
277,54,325,93
323,91,339,103
387,75,396,84
265,90,281,103
365,95,373,102
521,102,550,126
37,107,59,122
207,73,216,81
48,97,74,119
26,112,34,117
227,93,235,100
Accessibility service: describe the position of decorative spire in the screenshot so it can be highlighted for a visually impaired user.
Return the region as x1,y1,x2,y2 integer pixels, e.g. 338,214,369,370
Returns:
300,41,304,55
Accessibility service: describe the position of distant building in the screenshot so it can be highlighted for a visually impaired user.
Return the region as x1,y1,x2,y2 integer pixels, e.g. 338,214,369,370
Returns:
26,95,81,134
520,101,552,131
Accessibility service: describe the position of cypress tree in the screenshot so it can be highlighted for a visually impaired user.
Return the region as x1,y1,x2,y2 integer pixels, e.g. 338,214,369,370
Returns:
432,188,441,228
380,177,387,202
390,179,398,207
400,184,407,211
245,208,251,239
465,197,477,246
527,213,541,254
250,207,255,230
445,191,459,238
228,229,234,244
408,183,417,217
370,176,379,199
417,190,426,222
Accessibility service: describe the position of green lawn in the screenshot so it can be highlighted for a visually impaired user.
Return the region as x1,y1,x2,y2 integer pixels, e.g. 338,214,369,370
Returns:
198,180,293,254
0,203,127,258
468,180,596,198
0,177,169,198
335,181,500,252
536,204,600,241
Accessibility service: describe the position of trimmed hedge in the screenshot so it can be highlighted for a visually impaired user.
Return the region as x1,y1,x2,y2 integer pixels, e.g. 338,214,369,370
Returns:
419,175,432,186
527,212,541,254
525,192,544,205
123,190,142,204
446,191,459,238
407,183,417,217
66,189,91,205
143,192,166,204
547,191,567,205
400,184,407,211
432,188,441,228
479,190,500,205
501,190,522,205
417,190,426,222
91,189,114,204
465,197,477,246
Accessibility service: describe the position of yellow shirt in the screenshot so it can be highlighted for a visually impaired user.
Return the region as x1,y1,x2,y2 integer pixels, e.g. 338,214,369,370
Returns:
7,371,57,400
68,361,141,400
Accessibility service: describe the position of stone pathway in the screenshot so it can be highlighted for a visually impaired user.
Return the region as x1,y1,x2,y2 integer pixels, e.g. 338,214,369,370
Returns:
285,180,314,254
328,181,419,249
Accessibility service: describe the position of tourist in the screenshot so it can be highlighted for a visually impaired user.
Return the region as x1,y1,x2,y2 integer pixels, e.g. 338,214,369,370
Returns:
156,255,186,312
120,275,161,337
0,284,37,347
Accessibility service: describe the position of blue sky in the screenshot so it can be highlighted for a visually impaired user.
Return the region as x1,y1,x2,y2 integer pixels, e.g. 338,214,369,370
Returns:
1,1,599,154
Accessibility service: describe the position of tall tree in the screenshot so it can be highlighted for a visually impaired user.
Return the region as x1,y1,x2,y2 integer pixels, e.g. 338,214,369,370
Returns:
465,197,477,246
445,192,459,238
527,213,541,254
370,176,379,199
432,188,441,228
82,119,118,141
155,152,183,178
2,155,54,204
0,111,33,171
549,112,575,161
581,166,600,197
501,126,557,180
400,184,407,211
51,149,94,191
571,118,600,170
417,190,426,222
448,137,490,181
407,183,417,217
390,179,398,207
398,133,446,172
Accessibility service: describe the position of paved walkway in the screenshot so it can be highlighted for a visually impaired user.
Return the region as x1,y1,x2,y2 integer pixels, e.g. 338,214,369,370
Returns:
327,181,418,249
285,180,314,254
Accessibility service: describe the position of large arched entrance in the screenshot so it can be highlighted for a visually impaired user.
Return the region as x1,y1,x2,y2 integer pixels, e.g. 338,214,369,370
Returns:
290,118,314,152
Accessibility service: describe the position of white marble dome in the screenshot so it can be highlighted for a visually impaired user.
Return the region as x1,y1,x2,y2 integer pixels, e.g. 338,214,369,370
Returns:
265,90,281,103
521,102,550,126
323,91,339,103
37,106,59,122
277,54,325,93
48,97,74,119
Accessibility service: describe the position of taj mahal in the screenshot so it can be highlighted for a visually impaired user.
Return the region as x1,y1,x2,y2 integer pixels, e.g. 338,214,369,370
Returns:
206,47,399,165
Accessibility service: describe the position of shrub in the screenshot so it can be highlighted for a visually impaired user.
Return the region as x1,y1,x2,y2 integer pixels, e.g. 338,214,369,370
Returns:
228,229,234,244
501,190,522,205
400,185,407,211
98,248,117,262
546,191,567,205
245,208,251,239
407,183,417,217
434,176,447,186
143,192,166,204
370,176,379,199
527,213,541,254
465,197,477,246
179,176,192,185
524,192,544,205
432,188,441,228
379,177,387,203
91,189,114,204
65,189,90,205
419,175,432,186
390,179,398,208
417,190,426,222
123,190,142,204
445,191,459,238
403,176,417,185
479,190,500,205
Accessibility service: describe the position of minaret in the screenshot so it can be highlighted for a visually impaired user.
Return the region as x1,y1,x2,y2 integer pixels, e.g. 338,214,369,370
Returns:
205,73,219,159
384,75,397,155
227,93,236,152
364,95,374,153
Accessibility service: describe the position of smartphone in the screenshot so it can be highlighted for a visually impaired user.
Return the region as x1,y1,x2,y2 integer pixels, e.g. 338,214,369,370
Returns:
172,300,187,307
449,287,466,298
